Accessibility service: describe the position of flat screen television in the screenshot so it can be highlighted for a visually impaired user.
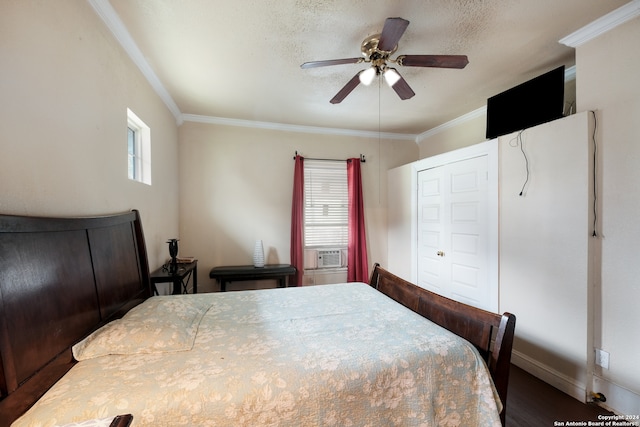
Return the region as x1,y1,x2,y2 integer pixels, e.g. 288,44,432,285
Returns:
486,65,565,139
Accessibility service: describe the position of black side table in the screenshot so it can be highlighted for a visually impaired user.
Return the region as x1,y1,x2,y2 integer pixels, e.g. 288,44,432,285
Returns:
209,264,296,291
150,261,198,295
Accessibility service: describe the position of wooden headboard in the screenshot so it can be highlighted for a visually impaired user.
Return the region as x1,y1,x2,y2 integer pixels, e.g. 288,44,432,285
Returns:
0,210,151,425
369,264,516,426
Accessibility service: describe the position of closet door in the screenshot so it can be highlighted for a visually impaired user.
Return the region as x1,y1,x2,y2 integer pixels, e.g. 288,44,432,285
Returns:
417,155,491,310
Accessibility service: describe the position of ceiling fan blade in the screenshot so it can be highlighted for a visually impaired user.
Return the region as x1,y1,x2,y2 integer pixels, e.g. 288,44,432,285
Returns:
390,72,415,100
397,54,469,69
378,17,410,52
301,58,362,69
330,72,362,104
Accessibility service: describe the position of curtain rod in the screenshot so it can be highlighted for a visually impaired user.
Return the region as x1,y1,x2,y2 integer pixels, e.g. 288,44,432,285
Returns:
293,151,366,163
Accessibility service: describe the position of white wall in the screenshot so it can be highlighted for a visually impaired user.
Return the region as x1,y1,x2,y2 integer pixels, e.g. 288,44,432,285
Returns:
576,15,640,415
387,164,415,282
0,1,180,271
178,121,418,291
418,113,488,159
499,112,593,400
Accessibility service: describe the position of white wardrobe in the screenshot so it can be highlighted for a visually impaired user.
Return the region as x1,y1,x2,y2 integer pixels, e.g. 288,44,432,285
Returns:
388,112,597,403
387,140,499,312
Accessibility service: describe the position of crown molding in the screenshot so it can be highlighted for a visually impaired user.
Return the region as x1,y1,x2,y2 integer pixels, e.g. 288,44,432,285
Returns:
87,0,183,125
182,114,417,141
560,0,640,47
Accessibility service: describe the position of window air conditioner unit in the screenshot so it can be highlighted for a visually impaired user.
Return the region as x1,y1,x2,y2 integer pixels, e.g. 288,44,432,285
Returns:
317,249,341,268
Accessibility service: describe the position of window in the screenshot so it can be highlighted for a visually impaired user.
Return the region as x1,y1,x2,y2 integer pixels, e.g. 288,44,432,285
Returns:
127,126,138,180
127,108,151,185
304,160,348,249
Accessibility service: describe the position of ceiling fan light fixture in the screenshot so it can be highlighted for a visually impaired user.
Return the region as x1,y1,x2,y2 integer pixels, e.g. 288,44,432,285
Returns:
359,67,377,86
384,68,401,87
302,17,468,103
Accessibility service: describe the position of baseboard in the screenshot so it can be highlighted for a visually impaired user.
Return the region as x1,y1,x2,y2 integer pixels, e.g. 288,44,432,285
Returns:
511,350,587,403
592,375,640,416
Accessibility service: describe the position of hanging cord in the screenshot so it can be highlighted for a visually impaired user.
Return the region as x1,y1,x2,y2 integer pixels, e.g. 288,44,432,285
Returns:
591,110,598,237
509,130,529,196
378,76,382,204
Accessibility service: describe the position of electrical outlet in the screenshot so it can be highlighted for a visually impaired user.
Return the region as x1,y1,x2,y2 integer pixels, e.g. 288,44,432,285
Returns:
595,348,610,369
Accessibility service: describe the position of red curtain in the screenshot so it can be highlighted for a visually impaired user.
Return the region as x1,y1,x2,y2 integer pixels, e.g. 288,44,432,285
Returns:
347,158,369,282
290,155,304,286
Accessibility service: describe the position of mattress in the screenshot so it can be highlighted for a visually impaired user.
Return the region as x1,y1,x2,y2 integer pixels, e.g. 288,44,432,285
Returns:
13,282,502,427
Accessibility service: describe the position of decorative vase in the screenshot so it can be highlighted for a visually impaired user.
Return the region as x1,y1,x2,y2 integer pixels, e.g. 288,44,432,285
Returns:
253,240,265,268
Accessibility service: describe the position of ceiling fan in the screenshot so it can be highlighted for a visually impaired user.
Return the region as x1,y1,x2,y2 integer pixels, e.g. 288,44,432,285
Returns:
301,17,469,104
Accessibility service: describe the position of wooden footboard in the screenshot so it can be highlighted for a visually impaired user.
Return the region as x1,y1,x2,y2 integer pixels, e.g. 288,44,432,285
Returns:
0,211,151,426
369,264,516,426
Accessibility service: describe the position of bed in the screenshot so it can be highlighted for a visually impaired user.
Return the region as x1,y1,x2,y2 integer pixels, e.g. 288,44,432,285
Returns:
0,211,515,426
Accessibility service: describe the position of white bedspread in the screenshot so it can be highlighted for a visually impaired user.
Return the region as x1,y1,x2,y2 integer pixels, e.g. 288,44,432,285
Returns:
13,282,502,427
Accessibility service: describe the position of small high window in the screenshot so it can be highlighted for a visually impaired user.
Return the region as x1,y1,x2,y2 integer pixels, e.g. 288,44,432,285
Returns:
127,108,151,185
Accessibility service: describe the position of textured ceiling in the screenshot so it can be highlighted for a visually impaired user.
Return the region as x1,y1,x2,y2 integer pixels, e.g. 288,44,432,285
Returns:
107,0,629,136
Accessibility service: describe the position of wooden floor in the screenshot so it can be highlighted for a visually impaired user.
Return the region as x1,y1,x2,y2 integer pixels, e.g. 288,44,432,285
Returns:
506,364,612,426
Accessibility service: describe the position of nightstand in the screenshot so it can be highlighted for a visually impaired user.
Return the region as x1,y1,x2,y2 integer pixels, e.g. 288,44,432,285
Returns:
150,261,197,295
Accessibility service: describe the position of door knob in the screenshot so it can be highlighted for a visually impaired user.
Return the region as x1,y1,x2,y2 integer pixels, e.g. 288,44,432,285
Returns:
437,251,445,257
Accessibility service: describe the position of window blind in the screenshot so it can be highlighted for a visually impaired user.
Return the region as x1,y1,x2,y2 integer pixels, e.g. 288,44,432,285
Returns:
304,160,348,248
